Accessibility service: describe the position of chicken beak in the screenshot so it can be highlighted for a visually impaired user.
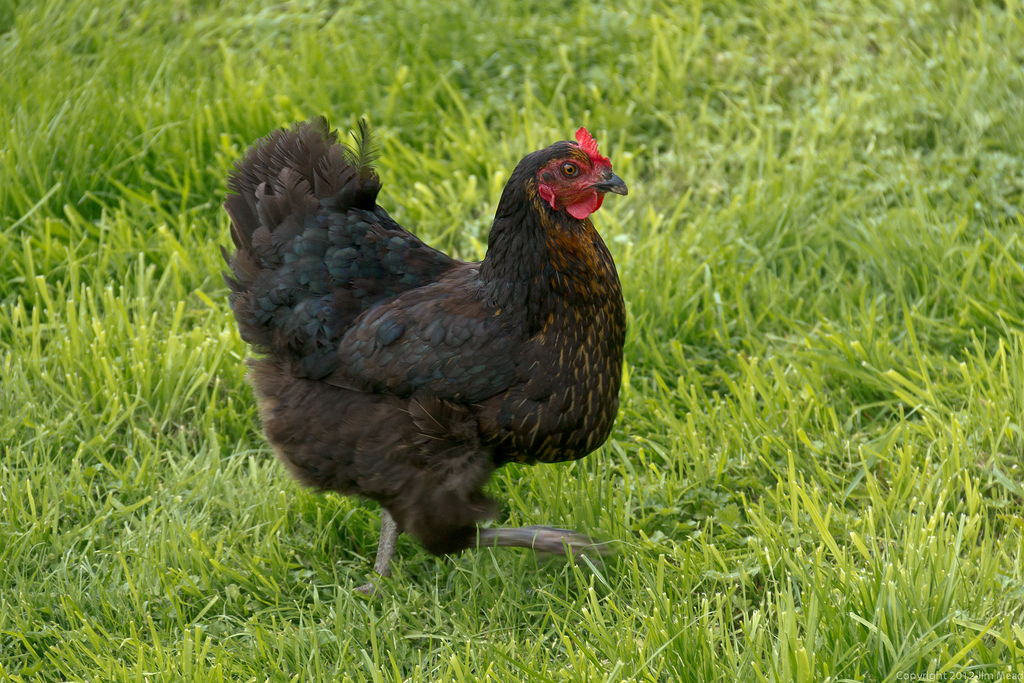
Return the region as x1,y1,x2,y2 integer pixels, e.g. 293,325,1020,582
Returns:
592,173,628,196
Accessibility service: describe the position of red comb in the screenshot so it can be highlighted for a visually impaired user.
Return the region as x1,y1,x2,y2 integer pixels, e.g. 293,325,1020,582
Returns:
574,127,611,167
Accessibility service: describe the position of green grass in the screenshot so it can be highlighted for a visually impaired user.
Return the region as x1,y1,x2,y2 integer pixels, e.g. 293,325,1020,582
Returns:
2,0,1024,680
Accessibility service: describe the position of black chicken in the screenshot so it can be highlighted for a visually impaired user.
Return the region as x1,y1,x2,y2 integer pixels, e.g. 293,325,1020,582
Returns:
223,118,627,591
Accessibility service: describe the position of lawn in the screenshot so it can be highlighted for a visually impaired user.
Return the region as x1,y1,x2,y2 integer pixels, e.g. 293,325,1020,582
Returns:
2,0,1024,680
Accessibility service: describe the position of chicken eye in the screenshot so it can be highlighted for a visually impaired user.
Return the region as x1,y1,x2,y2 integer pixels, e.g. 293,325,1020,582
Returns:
561,162,578,177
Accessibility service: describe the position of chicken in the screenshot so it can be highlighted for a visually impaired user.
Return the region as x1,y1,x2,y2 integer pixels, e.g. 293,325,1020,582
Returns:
222,118,627,591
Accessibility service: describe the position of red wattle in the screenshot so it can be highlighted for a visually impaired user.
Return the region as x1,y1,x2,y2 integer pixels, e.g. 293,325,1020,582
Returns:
566,191,602,219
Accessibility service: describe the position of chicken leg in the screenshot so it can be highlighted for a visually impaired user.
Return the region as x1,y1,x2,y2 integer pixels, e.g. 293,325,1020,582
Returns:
476,526,606,556
355,510,399,595
356,515,606,594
